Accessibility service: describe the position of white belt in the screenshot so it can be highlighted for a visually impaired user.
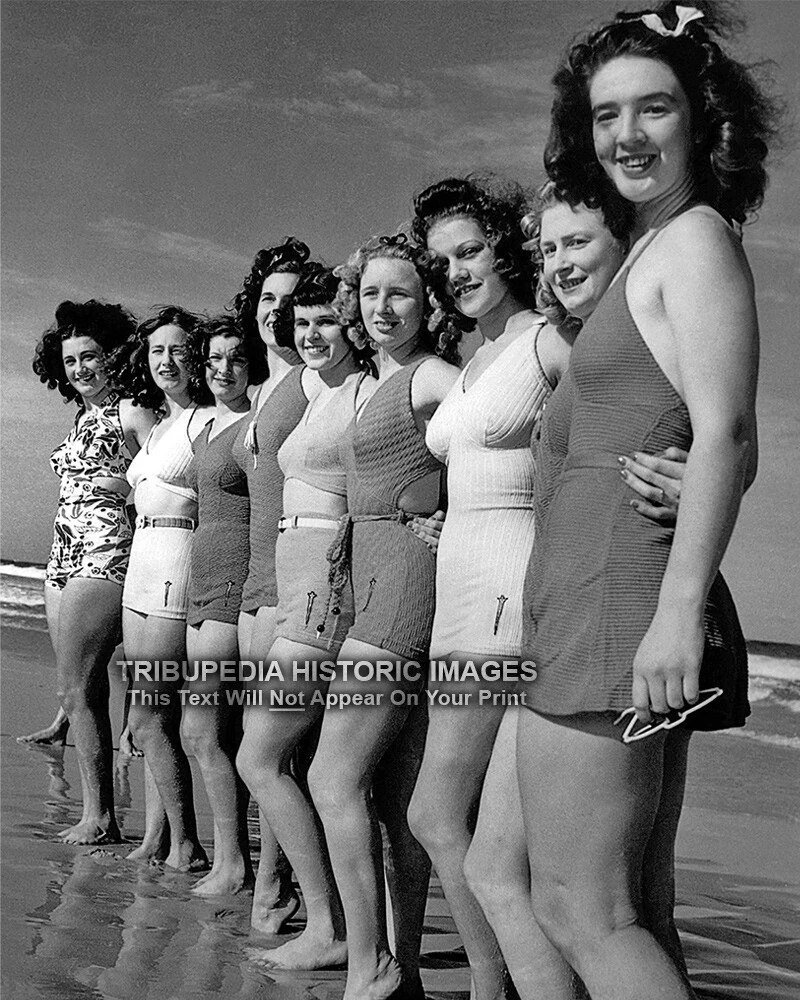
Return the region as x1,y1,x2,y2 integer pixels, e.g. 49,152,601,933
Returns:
278,516,339,532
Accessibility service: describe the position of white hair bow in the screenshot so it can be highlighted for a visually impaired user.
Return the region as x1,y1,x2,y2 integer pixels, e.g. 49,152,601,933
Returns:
640,5,704,37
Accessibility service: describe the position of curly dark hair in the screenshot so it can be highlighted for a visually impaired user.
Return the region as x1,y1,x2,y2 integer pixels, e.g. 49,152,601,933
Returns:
411,174,537,310
272,267,376,374
187,314,269,390
33,299,138,405
545,1,782,225
231,236,312,342
107,305,213,411
520,180,630,335
333,234,468,366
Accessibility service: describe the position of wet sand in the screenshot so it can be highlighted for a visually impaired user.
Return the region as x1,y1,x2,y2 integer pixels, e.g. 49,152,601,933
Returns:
2,624,799,1000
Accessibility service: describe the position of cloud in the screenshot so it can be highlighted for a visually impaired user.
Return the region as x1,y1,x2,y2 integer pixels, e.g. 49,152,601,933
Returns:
87,217,251,273
163,80,261,115
322,69,432,104
162,58,553,170
744,224,800,258
272,63,550,171
436,56,554,100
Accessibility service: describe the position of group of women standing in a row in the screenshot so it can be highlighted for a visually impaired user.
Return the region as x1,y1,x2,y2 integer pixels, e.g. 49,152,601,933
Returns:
23,3,778,998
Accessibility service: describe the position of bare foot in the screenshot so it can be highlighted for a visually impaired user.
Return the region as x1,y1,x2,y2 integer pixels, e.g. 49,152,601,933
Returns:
250,887,301,935
126,838,169,863
342,953,406,1000
17,709,69,745
166,839,210,873
118,725,143,758
191,864,254,896
248,933,347,971
58,817,122,846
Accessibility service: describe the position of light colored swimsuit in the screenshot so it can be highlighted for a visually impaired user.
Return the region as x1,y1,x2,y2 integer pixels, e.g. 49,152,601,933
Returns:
46,392,132,590
123,406,206,619
272,373,364,651
427,321,552,658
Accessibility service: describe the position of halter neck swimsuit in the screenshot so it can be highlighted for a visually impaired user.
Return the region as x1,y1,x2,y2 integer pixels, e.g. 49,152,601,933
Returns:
521,208,748,730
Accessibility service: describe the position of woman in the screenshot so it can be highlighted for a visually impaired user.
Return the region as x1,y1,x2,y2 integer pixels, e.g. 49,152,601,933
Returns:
182,314,267,896
240,267,374,970
305,235,465,1000
463,184,696,1000
406,175,560,1000
511,4,776,997
116,306,213,870
231,237,323,930
408,175,685,1000
30,299,154,844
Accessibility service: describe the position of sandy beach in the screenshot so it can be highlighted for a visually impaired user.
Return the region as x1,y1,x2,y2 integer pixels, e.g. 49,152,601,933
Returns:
1,610,799,1000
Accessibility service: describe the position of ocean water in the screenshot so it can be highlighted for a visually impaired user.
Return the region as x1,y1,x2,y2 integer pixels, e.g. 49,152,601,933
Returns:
3,562,799,754
2,564,799,1000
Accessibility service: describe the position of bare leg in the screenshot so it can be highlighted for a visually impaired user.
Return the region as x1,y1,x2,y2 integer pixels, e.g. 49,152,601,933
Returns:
308,638,419,1000
642,727,692,984
239,605,298,932
516,709,695,1000
406,655,509,1000
464,708,575,1000
183,619,253,895
372,700,430,993
127,759,170,862
54,578,123,844
241,636,346,969
124,609,207,870
18,588,70,744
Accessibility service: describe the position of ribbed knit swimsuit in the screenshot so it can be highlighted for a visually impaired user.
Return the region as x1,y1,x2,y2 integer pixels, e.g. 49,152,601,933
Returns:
330,358,443,662
187,417,250,627
427,319,551,658
272,371,367,650
521,210,749,730
123,405,206,619
232,367,309,613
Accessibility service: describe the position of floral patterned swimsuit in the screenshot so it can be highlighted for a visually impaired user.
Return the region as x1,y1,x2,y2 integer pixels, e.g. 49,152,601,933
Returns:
46,392,133,589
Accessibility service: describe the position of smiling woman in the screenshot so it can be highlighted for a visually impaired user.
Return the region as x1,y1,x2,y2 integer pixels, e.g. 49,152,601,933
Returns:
113,306,214,872
511,4,782,998
179,314,265,897
240,266,372,971
23,299,154,844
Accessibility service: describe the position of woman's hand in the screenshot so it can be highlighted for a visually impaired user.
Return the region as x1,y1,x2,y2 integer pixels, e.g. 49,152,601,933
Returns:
620,447,688,524
408,509,445,553
632,606,703,722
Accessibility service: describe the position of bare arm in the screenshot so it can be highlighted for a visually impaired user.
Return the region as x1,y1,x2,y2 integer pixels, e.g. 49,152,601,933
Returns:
119,399,158,457
631,214,758,720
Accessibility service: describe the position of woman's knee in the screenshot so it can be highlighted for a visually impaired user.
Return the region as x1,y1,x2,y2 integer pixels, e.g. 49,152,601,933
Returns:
529,877,639,970
180,714,220,760
406,785,466,856
236,738,275,789
463,840,516,916
127,702,170,743
307,758,361,823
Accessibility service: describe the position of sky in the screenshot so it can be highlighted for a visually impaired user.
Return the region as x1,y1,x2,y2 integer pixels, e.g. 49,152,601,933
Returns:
2,0,798,642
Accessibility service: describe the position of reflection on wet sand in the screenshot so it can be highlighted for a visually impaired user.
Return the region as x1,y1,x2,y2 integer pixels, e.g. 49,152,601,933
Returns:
3,635,800,1000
